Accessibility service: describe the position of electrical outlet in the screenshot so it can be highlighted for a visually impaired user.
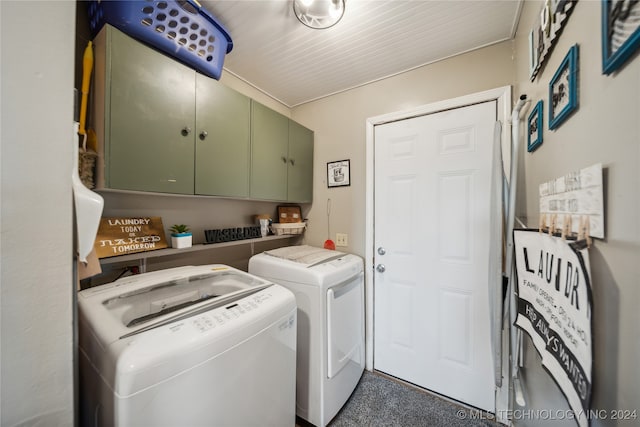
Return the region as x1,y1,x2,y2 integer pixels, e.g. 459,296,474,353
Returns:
336,233,348,247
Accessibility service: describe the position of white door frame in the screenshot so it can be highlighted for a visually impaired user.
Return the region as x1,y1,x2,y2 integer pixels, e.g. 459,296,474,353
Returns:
364,85,511,408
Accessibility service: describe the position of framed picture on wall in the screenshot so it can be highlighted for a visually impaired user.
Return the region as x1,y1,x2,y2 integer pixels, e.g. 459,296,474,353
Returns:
528,101,543,152
327,159,350,188
601,0,640,74
549,44,579,130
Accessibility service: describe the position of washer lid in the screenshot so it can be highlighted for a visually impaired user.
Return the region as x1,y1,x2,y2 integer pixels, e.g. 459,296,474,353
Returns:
263,245,345,267
78,265,271,345
249,247,363,288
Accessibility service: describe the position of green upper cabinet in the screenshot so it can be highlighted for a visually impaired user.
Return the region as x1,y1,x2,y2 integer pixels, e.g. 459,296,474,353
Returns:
287,120,314,203
195,75,251,197
250,101,314,202
250,102,289,201
97,25,196,194
95,25,313,201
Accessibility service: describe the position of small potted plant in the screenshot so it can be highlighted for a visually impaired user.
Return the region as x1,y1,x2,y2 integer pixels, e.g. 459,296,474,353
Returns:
170,224,192,249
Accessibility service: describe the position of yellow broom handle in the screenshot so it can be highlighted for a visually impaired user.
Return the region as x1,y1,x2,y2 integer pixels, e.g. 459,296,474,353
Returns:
79,41,93,136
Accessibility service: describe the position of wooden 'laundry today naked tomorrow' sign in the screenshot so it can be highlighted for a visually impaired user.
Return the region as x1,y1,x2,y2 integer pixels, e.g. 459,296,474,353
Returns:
94,217,168,258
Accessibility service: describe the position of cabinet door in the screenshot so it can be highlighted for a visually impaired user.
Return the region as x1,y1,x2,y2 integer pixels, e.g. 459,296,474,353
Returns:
250,102,289,201
107,27,195,194
195,75,250,197
287,120,314,202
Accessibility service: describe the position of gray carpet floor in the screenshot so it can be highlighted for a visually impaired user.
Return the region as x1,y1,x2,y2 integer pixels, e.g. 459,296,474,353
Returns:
323,370,500,427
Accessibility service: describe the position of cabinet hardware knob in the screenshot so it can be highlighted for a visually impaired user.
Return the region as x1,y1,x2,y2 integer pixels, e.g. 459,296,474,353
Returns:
181,127,192,136
377,247,386,255
289,158,295,166
281,156,287,163
199,131,208,140
376,264,386,273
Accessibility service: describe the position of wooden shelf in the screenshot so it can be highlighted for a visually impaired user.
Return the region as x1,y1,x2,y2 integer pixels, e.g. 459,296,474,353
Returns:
99,234,299,266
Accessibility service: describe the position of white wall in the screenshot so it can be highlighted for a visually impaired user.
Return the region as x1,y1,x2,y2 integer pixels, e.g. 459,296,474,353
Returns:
292,41,515,257
1,1,76,426
513,2,640,424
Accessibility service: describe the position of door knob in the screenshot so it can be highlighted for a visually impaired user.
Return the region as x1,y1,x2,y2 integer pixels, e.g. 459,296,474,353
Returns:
376,264,386,273
199,131,208,140
377,247,386,255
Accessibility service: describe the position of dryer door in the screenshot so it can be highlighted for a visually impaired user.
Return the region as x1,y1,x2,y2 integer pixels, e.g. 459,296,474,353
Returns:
326,271,364,378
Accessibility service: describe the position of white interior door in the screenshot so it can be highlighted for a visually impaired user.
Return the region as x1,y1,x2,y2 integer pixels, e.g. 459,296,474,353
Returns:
373,101,496,412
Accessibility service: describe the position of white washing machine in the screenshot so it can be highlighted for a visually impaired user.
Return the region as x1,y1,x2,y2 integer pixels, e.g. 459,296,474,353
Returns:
249,245,364,427
78,264,297,427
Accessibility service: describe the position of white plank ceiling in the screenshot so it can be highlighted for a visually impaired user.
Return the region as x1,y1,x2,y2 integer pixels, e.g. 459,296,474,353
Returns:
201,0,523,107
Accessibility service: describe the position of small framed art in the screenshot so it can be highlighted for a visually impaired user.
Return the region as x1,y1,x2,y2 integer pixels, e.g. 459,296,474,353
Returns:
602,0,640,74
327,159,350,188
549,44,579,130
528,100,543,152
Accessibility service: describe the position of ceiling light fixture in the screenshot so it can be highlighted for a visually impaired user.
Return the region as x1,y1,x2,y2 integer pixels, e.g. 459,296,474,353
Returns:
293,0,345,29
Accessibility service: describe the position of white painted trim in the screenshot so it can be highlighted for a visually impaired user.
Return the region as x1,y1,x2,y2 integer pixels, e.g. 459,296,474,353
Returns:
364,85,512,418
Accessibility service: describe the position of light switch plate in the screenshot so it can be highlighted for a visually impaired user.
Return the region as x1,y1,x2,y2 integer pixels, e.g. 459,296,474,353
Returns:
336,233,348,247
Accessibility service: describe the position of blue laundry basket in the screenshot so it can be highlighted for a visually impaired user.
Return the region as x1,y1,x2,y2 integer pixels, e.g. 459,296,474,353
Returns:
88,0,233,80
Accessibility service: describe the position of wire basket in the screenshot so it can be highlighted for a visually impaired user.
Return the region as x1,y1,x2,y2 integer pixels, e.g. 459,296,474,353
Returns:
88,0,233,80
270,223,306,236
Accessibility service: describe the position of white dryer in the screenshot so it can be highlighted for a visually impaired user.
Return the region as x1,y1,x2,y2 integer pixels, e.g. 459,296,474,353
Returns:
249,245,364,427
78,264,297,427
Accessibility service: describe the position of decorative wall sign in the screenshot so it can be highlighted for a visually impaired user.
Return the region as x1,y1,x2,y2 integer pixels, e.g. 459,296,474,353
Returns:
539,163,604,239
527,100,544,152
204,226,261,244
529,0,578,81
549,44,579,130
94,217,168,258
514,230,592,427
327,159,350,188
602,0,640,74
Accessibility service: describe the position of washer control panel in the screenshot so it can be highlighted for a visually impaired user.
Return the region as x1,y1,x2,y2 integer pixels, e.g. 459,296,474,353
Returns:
190,290,272,333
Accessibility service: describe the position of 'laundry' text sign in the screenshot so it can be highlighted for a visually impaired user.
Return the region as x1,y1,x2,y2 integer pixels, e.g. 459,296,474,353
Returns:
514,230,592,427
94,217,168,258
